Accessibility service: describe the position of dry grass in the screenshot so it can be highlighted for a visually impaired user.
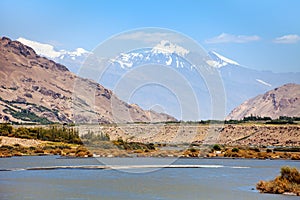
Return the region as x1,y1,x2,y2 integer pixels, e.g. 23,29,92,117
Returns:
256,166,300,196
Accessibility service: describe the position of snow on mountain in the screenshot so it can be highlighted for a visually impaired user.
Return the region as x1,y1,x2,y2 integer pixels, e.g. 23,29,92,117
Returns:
109,40,191,69
151,40,189,57
211,51,239,65
109,40,242,71
17,37,90,59
256,79,272,87
207,51,239,68
16,37,90,72
17,37,61,58
17,37,236,72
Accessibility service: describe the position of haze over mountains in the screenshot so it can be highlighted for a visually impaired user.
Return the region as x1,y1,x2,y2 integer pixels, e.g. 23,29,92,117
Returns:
0,37,175,124
11,37,300,120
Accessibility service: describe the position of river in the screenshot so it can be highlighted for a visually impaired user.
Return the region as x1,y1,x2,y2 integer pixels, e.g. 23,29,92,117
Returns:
0,156,299,200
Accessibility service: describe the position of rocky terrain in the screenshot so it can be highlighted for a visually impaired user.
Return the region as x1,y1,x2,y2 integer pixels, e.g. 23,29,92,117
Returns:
0,37,175,124
78,123,300,147
1,123,300,158
0,136,44,147
227,83,300,120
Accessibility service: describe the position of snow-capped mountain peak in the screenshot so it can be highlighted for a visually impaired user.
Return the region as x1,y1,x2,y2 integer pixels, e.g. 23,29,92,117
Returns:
151,40,189,57
17,37,242,73
211,51,239,65
17,37,61,58
68,48,89,56
108,41,246,71
16,37,90,72
17,37,90,59
108,40,191,69
207,51,240,68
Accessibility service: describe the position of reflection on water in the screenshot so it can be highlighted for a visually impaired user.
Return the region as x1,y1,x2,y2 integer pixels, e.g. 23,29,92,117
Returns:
0,156,299,200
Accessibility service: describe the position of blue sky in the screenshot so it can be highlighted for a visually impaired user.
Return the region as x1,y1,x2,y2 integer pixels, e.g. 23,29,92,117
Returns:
1,0,300,72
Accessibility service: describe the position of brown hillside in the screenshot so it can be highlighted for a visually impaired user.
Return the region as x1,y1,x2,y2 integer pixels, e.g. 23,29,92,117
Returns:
0,37,176,124
227,83,300,120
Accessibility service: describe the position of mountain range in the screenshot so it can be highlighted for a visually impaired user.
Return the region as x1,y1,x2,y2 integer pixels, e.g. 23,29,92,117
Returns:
10,37,300,120
0,37,175,124
92,40,300,120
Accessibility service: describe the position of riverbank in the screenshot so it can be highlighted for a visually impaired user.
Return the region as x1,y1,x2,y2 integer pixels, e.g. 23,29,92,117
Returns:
0,136,91,158
79,123,300,146
1,123,300,159
1,135,300,159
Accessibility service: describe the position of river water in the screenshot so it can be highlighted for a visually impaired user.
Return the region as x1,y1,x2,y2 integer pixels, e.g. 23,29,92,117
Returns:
0,156,299,200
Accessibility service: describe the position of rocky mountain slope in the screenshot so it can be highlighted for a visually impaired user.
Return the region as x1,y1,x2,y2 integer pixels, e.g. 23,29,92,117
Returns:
0,37,176,124
226,83,300,120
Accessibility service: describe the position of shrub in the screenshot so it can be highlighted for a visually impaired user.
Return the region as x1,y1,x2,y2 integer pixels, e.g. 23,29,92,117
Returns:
34,149,44,154
15,127,30,138
213,144,221,151
0,145,14,150
76,151,88,157
232,147,239,153
0,123,13,136
50,149,62,155
280,166,300,183
56,145,71,150
75,146,89,154
291,154,300,160
257,166,300,195
134,149,144,153
13,144,21,147
29,146,36,150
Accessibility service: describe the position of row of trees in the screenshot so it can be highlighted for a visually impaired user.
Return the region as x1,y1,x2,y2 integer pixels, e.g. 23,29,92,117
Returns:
0,124,82,144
